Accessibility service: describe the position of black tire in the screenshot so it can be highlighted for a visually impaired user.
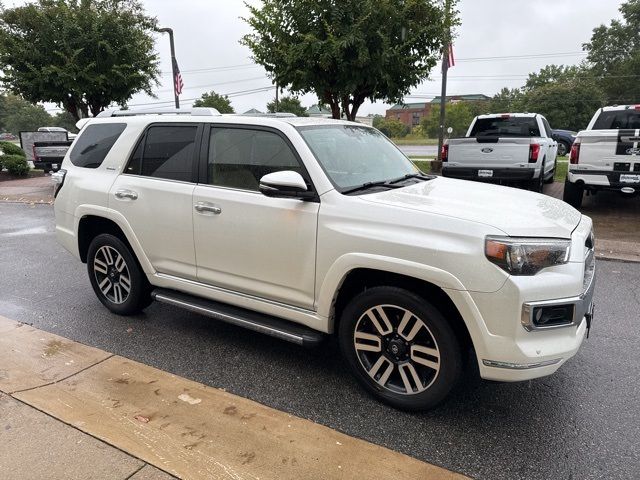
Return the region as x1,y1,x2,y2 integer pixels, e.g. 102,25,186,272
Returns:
87,233,151,315
557,141,570,157
338,286,462,411
529,159,545,192
562,179,584,209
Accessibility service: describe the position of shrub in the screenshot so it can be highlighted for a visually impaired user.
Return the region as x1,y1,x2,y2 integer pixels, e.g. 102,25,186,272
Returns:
0,141,26,157
1,154,30,176
375,118,410,138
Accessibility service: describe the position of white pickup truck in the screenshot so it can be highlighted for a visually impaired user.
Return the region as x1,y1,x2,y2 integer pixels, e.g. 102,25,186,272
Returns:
442,113,558,192
563,105,640,208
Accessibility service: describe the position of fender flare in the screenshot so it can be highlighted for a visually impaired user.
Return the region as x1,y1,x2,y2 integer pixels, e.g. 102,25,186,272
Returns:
73,204,155,274
316,253,466,319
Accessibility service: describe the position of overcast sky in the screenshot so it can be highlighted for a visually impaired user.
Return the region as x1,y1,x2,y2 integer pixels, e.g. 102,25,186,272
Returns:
6,0,626,115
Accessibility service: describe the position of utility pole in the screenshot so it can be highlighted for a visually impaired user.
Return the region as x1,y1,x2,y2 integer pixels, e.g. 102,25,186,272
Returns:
436,0,451,170
275,82,279,112
158,27,179,109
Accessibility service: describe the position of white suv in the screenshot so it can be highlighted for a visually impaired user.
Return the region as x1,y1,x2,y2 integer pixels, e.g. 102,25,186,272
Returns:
53,108,596,410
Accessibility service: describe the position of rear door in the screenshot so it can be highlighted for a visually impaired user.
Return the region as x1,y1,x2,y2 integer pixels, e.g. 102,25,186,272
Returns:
109,123,202,280
192,124,318,309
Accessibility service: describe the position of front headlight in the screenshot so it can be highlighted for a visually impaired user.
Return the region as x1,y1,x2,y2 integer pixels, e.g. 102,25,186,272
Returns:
485,236,571,275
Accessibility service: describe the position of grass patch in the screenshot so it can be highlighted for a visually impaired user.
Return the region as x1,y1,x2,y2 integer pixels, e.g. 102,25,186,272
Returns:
391,137,439,146
554,160,568,182
412,160,433,173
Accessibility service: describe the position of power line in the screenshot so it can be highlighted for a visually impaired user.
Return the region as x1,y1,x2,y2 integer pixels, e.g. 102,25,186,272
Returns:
156,76,267,94
456,51,588,62
160,64,261,76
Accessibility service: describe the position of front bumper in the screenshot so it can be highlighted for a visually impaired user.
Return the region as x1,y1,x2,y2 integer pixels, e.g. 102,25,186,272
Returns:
457,218,595,382
443,166,535,182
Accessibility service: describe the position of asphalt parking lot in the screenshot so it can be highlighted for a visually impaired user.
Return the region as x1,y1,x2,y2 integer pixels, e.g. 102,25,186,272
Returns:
1,202,639,479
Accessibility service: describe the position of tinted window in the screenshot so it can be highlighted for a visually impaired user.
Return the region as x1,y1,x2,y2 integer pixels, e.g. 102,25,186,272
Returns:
470,117,540,137
542,118,553,137
208,128,301,191
593,110,640,130
127,125,197,182
70,123,126,168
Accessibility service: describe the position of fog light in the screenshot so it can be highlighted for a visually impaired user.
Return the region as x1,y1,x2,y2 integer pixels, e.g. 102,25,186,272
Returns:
532,305,574,327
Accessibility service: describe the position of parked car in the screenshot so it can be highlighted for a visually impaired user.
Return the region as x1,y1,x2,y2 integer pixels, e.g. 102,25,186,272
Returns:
53,108,595,411
563,105,640,208
38,126,77,140
552,129,577,156
442,113,558,192
0,132,17,141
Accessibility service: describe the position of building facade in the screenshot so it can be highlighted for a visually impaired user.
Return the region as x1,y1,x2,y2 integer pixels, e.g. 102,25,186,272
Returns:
386,94,490,129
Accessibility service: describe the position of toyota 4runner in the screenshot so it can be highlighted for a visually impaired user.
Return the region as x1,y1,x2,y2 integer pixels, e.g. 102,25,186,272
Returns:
53,108,596,410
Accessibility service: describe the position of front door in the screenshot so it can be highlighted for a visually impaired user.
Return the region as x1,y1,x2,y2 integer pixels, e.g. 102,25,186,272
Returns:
193,125,318,309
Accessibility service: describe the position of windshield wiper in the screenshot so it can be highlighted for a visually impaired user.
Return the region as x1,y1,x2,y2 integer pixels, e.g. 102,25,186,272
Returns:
386,173,434,185
342,180,402,195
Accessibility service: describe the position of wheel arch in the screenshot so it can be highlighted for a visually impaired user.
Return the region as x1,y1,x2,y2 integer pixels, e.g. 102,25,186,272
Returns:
321,260,473,354
76,211,154,274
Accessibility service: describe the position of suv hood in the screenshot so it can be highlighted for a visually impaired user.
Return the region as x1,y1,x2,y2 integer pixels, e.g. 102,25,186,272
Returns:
360,177,581,238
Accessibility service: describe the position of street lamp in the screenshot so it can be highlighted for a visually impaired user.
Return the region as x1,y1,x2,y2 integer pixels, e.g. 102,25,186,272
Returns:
157,27,180,109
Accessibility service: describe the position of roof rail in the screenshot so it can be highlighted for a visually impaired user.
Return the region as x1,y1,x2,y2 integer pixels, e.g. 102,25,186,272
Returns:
96,107,221,118
235,112,297,118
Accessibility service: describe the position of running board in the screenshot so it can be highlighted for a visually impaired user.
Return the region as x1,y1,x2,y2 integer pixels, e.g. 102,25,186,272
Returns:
151,288,324,348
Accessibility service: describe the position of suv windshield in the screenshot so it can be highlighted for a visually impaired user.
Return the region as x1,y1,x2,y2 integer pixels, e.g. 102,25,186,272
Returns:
297,124,419,192
593,109,640,129
470,117,540,137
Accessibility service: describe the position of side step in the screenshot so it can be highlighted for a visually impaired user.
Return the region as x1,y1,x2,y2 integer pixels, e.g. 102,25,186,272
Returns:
151,288,325,348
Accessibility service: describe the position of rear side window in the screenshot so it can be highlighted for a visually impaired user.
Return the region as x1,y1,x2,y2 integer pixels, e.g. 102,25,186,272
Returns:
70,123,126,168
126,125,198,182
593,110,640,130
470,117,540,137
207,128,302,191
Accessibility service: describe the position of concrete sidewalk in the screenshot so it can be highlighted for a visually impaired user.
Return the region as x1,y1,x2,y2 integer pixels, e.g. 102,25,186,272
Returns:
0,315,466,480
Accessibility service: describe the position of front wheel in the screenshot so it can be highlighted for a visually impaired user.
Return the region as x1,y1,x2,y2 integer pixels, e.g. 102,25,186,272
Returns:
87,234,151,315
339,287,462,411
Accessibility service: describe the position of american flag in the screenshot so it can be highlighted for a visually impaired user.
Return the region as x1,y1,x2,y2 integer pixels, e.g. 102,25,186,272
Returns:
172,57,184,96
443,44,455,70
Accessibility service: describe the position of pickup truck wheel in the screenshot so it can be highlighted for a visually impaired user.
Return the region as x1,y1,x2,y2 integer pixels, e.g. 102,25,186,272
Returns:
87,234,151,315
562,179,584,209
529,160,545,192
557,141,569,157
339,287,461,411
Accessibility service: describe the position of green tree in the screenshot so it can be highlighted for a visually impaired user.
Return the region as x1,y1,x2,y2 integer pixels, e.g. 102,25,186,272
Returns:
0,0,160,120
488,88,524,114
0,94,52,134
53,111,79,133
193,91,235,113
520,79,604,131
421,101,477,138
266,95,308,116
584,0,640,104
242,0,456,120
524,65,581,91
375,118,410,138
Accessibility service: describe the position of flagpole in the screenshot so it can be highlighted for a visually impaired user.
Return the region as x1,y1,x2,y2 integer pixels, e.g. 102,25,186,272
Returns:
158,27,180,109
436,0,451,170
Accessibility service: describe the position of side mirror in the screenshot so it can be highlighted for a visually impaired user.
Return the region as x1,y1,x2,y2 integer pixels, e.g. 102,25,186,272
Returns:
259,171,315,200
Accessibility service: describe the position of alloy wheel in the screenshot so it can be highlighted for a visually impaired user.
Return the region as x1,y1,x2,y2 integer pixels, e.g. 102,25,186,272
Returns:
93,245,131,304
353,304,440,395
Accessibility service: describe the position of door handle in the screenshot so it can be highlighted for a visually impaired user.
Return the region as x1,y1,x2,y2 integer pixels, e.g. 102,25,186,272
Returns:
114,189,138,200
194,202,221,214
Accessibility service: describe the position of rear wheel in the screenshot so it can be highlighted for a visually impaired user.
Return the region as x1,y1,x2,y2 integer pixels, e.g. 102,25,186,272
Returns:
557,141,570,157
87,234,151,315
529,159,545,192
339,287,462,411
562,179,584,209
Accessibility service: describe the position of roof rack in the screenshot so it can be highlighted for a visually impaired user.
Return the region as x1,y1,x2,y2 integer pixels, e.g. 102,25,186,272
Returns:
235,112,297,118
96,107,221,118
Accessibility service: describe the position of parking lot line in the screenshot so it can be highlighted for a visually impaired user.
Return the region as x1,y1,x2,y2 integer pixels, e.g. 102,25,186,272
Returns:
0,316,467,480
